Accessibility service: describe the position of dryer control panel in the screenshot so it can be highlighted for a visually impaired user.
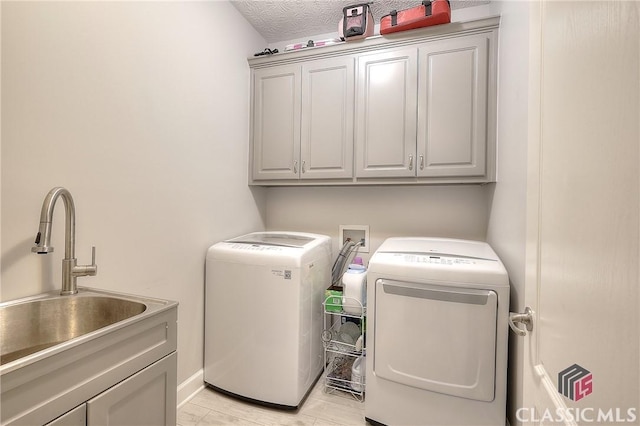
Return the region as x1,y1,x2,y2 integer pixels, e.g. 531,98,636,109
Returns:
397,253,477,266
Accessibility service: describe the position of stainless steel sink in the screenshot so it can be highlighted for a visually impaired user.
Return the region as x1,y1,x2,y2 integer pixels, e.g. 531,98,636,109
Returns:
0,288,175,373
0,287,178,425
1,295,146,365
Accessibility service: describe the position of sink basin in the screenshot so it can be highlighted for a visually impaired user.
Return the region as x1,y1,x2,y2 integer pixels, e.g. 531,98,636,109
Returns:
0,295,146,365
0,287,177,425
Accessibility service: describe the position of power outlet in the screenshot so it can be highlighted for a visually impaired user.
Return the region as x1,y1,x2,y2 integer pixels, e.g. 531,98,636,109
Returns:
339,225,370,253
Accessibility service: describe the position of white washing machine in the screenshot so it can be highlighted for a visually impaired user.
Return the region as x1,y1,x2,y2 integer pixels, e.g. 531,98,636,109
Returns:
204,231,331,409
365,237,509,426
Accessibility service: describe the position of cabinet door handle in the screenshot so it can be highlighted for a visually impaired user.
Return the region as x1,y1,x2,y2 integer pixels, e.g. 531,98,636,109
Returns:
420,154,425,170
293,161,298,174
409,154,414,171
302,160,306,173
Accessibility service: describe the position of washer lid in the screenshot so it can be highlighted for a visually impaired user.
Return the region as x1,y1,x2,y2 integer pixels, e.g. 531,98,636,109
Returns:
226,232,315,248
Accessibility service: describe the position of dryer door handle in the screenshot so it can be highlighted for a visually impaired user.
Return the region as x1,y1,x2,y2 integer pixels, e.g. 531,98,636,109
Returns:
381,279,492,305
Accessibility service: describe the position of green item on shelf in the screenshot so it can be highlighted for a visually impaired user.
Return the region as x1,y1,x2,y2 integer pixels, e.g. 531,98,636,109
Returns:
325,286,343,312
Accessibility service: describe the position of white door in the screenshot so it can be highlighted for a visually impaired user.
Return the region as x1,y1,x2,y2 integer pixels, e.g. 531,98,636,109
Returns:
519,2,639,424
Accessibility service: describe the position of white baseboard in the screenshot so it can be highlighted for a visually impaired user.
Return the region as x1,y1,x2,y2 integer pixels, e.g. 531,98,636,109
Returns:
177,368,205,409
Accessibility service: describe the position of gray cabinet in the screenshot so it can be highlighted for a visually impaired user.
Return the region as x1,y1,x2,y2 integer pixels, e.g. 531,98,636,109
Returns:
46,406,86,426
249,17,498,186
45,354,176,426
252,64,300,180
251,57,354,181
417,33,491,178
355,47,418,178
301,57,354,179
4,299,178,426
87,353,177,425
356,32,494,181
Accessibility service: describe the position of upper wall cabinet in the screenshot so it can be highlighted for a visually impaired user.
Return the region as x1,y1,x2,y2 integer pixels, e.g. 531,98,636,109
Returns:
252,57,354,181
248,17,499,186
356,32,492,179
252,64,301,180
417,33,490,178
355,47,418,178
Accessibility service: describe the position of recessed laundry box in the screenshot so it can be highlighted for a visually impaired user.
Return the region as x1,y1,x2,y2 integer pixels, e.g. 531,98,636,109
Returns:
204,232,331,409
365,237,509,426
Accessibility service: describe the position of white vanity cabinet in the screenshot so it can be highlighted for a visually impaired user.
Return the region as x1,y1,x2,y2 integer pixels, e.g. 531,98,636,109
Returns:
251,57,355,181
249,17,498,186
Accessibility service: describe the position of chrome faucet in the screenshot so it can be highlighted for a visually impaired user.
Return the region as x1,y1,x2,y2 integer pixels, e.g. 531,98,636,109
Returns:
32,187,97,295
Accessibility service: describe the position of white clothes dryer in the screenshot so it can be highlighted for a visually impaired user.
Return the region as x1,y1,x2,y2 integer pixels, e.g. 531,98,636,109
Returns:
204,232,331,409
365,237,509,426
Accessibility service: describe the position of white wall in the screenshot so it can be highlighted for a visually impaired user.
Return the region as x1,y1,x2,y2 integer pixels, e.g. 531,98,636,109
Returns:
484,2,531,425
1,0,266,395
266,185,491,262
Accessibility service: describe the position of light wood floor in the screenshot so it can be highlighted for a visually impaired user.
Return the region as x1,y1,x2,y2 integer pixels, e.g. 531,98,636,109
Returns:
177,379,367,426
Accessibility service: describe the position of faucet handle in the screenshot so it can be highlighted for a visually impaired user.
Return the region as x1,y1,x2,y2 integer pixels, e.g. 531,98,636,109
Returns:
70,246,98,277
74,246,98,277
88,246,98,275
69,246,98,280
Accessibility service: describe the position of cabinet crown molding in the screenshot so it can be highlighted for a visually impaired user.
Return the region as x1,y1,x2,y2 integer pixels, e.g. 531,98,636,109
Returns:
249,16,500,69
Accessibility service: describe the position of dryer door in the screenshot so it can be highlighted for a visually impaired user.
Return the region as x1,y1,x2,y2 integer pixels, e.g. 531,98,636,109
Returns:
373,279,497,401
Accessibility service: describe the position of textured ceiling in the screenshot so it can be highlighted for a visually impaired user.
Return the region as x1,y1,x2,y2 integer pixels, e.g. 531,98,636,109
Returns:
231,0,490,43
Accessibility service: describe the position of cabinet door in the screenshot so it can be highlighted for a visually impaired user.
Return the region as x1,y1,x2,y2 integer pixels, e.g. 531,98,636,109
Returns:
87,352,177,426
252,64,301,180
301,57,354,179
46,404,86,426
417,34,489,177
356,48,418,178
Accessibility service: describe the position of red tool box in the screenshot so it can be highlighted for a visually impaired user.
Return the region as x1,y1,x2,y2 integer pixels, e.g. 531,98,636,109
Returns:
380,0,451,35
